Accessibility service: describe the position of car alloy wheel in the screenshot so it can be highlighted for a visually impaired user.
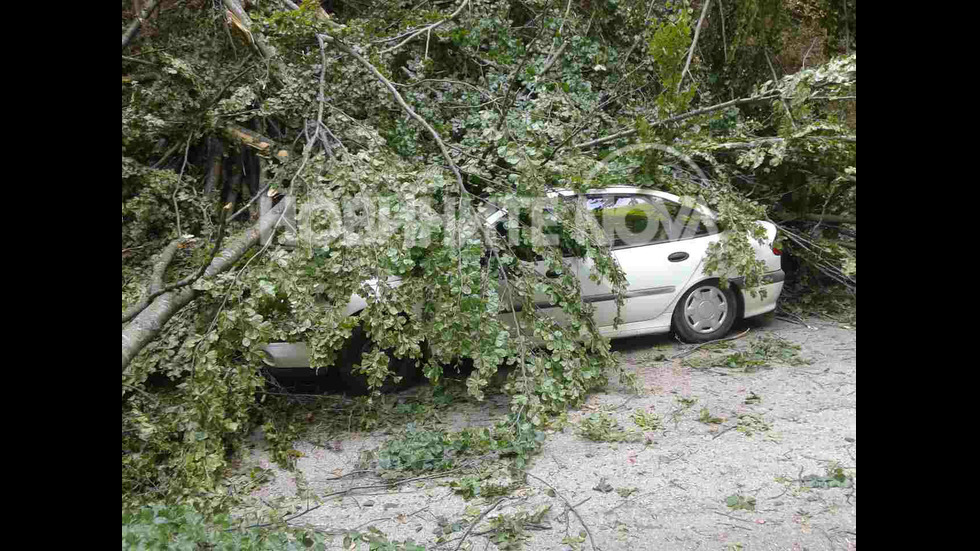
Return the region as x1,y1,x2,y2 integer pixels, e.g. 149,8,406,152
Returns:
672,281,737,343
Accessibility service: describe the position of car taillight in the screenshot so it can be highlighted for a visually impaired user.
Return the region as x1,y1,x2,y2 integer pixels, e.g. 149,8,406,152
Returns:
772,246,782,256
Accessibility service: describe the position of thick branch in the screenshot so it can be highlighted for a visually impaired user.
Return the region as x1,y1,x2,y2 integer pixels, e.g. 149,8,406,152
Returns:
222,0,276,59
708,136,855,150
539,40,568,78
677,0,711,93
121,238,185,324
122,0,161,50
776,213,856,225
122,202,233,324
122,197,294,371
573,93,778,150
223,124,290,161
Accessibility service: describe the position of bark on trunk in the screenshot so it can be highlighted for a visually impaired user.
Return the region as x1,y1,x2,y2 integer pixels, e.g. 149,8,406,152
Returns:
259,194,274,245
121,238,184,324
122,197,295,372
243,145,261,219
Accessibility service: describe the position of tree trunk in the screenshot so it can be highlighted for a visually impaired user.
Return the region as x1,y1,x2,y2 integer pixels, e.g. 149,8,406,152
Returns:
243,145,261,219
203,137,224,199
122,197,295,372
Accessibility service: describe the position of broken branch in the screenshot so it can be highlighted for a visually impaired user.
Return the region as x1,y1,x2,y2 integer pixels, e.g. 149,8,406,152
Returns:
122,197,295,371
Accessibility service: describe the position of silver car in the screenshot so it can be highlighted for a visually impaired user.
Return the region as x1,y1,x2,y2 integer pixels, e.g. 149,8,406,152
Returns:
263,187,784,390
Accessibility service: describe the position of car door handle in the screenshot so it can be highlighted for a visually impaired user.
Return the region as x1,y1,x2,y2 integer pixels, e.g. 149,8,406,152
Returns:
667,252,689,262
545,269,562,278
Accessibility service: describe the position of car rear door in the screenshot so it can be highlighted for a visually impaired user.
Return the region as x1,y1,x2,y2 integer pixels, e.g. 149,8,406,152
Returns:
573,192,715,328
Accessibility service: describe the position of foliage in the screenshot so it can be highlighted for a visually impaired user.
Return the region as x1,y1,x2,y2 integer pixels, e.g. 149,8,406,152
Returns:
725,494,757,511
344,528,428,551
576,412,642,442
630,408,662,431
121,503,327,550
698,407,725,424
450,473,517,501
484,505,551,550
683,333,810,369
802,462,854,489
377,420,544,473
735,413,772,436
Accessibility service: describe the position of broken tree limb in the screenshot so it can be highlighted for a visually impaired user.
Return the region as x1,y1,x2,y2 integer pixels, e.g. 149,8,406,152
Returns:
573,93,779,150
802,213,855,224
677,0,711,93
121,238,186,324
122,197,295,371
223,124,290,161
774,213,856,225
708,136,856,150
122,0,162,50
122,202,232,324
222,0,276,59
203,137,224,198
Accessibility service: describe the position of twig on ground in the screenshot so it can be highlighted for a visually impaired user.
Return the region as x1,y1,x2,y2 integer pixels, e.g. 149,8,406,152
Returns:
523,471,597,551
454,497,510,551
711,424,738,440
560,496,591,520
713,511,757,525
671,328,751,359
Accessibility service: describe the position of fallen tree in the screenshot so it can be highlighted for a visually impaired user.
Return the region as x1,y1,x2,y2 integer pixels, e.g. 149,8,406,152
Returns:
122,0,855,510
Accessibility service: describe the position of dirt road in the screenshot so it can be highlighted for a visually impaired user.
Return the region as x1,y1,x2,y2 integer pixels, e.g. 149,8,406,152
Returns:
235,315,856,550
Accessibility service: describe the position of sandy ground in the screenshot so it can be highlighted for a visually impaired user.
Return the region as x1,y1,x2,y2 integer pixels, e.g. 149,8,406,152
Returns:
232,314,856,550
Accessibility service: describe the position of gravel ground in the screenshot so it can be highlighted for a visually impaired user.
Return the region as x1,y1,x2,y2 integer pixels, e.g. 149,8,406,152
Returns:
232,314,856,550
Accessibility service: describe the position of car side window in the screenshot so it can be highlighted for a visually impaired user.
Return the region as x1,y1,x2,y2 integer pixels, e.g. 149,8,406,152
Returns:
583,195,670,249
583,194,711,248
494,208,587,260
658,198,712,239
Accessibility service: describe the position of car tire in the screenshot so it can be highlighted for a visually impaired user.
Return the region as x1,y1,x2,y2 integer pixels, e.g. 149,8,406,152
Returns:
336,324,423,395
671,281,738,343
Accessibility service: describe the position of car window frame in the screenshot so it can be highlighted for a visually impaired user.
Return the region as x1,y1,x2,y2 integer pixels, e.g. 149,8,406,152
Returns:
576,193,715,252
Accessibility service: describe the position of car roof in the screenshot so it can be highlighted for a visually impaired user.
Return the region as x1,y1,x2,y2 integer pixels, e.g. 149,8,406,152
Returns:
484,187,716,225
